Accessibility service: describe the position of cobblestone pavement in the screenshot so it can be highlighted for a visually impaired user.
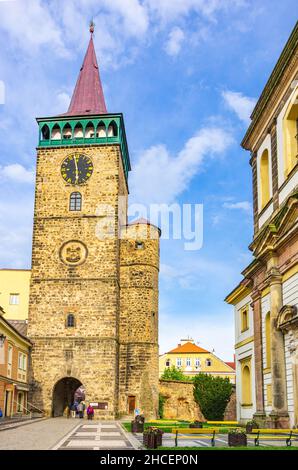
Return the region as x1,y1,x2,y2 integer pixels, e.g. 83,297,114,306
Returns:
52,421,139,450
0,418,80,450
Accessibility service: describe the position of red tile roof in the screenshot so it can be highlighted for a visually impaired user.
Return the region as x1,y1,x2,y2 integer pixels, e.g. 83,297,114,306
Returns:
63,32,107,116
168,342,209,354
225,361,236,370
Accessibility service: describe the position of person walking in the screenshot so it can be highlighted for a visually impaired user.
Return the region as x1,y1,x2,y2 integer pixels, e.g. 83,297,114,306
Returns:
86,404,94,421
77,401,84,419
71,403,76,418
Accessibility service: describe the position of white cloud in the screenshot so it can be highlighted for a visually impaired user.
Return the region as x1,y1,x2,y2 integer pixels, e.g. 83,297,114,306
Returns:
223,201,252,212
145,0,247,24
222,90,256,124
164,27,185,56
130,126,233,205
0,164,35,184
0,0,68,57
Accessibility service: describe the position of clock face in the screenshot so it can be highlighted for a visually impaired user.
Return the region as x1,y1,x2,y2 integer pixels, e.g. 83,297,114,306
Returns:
61,153,93,185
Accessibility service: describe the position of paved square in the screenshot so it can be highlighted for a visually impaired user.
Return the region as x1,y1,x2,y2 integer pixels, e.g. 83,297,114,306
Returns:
53,421,137,450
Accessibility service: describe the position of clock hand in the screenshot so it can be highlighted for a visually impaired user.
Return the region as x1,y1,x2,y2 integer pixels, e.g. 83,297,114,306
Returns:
74,155,79,184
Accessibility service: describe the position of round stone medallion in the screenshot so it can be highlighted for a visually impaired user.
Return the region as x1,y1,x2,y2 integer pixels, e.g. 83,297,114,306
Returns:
59,240,88,266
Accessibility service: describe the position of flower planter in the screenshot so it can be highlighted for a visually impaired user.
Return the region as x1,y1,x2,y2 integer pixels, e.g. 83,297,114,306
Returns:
189,422,203,428
131,421,144,433
143,429,163,449
228,432,247,447
246,422,258,433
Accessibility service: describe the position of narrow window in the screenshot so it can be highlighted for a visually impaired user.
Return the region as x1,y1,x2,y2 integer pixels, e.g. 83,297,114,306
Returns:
9,293,20,305
135,241,144,250
260,149,270,209
195,358,200,368
206,358,212,367
41,124,50,140
176,357,182,368
242,364,252,405
69,192,82,211
62,123,72,140
165,359,170,367
283,90,298,176
51,124,61,140
241,307,249,332
265,312,271,368
107,121,118,137
267,384,272,406
186,358,191,367
66,314,75,328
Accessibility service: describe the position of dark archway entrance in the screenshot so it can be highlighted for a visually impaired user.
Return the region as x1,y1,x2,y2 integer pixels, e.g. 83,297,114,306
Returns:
52,377,84,417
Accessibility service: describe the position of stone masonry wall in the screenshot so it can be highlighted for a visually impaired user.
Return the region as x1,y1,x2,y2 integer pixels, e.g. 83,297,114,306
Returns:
159,380,236,421
28,144,126,418
119,223,160,419
159,380,205,421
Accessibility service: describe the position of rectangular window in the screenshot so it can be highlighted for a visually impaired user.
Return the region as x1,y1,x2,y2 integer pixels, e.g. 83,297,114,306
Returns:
7,345,13,377
186,358,191,367
195,358,201,368
9,294,20,305
7,345,13,365
267,384,272,406
176,358,182,367
18,353,27,371
241,306,249,332
18,353,22,369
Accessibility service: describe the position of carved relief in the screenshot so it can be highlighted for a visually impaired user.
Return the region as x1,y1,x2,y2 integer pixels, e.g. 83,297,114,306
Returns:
59,240,88,266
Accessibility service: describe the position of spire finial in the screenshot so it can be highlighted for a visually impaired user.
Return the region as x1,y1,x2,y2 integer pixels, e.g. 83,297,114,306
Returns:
89,20,95,35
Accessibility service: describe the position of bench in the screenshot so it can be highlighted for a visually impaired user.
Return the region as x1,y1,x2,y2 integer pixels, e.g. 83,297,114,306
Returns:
172,428,219,447
249,428,298,447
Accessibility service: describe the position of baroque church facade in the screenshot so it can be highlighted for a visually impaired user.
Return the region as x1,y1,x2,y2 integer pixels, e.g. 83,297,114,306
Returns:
226,22,298,428
27,26,160,419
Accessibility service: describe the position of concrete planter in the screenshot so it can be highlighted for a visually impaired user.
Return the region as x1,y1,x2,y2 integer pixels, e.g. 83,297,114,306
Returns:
228,432,247,447
131,421,144,433
143,429,163,449
189,422,203,428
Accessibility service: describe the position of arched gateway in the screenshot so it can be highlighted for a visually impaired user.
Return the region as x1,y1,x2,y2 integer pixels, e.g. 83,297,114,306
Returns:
52,377,85,417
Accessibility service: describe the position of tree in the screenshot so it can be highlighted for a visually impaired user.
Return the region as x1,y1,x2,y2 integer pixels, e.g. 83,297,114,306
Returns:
161,366,186,381
193,374,233,420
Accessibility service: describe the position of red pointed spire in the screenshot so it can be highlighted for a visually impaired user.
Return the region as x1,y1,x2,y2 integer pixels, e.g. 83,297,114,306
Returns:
64,23,107,116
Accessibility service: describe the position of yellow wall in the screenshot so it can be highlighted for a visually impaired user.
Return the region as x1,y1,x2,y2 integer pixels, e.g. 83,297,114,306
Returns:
159,351,235,383
0,270,31,320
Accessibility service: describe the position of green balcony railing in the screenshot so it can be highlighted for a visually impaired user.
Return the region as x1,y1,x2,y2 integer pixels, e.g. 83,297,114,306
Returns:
37,114,131,180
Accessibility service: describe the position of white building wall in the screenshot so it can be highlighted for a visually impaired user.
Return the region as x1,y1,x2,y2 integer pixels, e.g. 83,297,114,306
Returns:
234,293,255,422
282,272,298,427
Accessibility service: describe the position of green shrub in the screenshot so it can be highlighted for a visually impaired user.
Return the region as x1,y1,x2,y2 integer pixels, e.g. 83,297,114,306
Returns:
161,366,186,381
193,374,233,420
158,395,166,419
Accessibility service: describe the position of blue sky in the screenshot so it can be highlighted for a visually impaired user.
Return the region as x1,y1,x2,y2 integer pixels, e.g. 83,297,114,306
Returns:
0,0,296,360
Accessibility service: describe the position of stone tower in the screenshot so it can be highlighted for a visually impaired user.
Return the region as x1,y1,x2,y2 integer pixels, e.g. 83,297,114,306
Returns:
28,26,160,419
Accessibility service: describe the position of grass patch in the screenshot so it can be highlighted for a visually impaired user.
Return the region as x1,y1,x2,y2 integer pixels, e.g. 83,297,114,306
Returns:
122,420,239,434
